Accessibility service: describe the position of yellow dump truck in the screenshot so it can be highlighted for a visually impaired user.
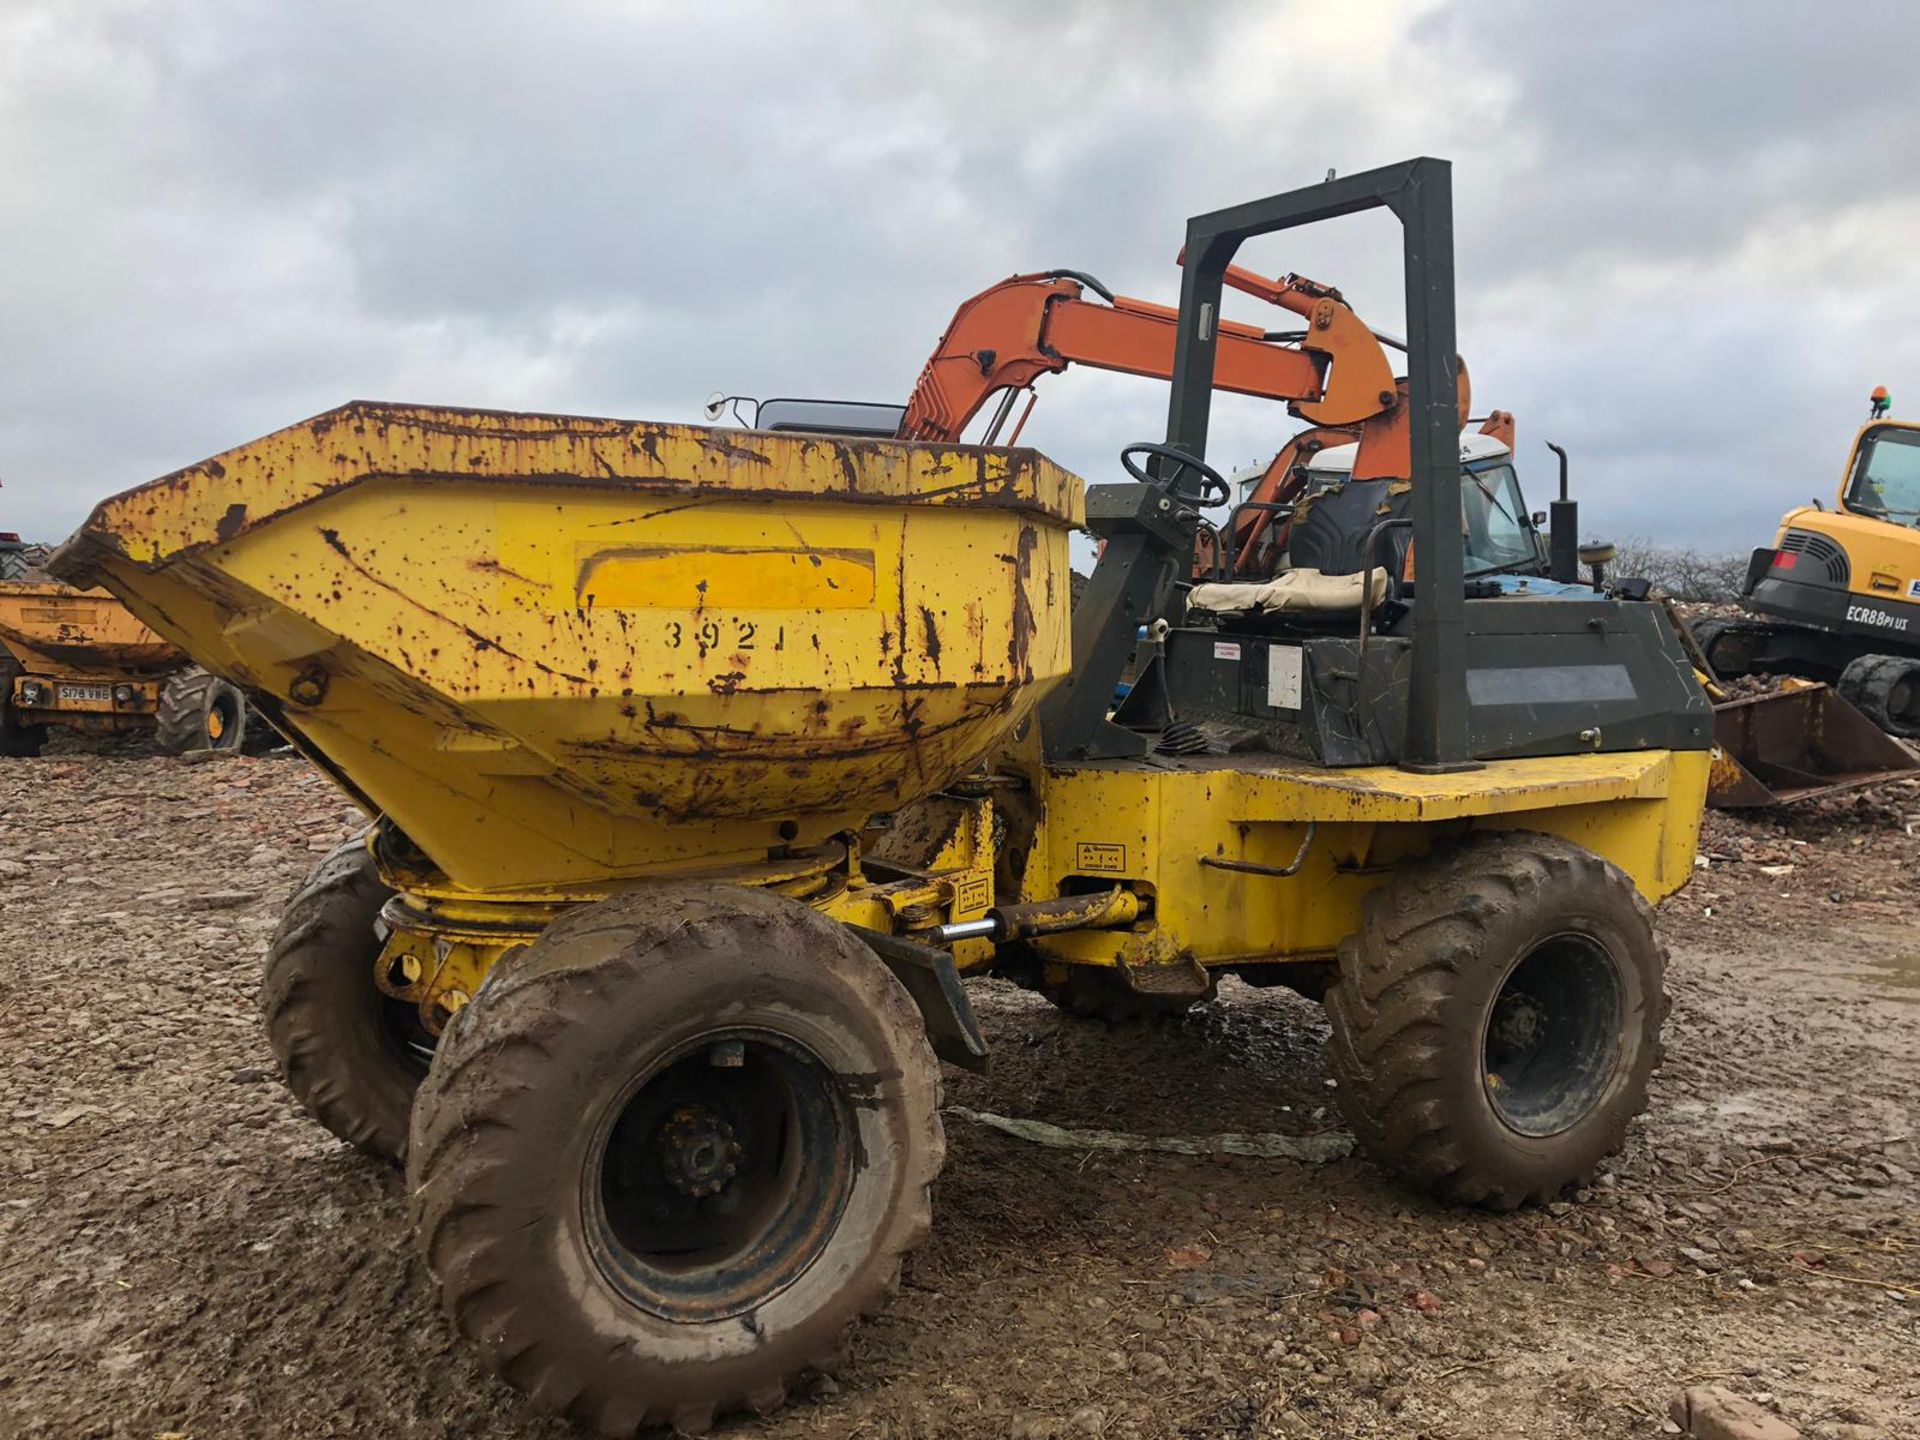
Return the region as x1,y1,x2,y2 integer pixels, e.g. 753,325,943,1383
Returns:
53,161,1713,1433
0,579,256,756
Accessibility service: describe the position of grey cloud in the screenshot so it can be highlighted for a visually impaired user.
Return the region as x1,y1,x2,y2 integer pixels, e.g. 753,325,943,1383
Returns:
2,0,1917,556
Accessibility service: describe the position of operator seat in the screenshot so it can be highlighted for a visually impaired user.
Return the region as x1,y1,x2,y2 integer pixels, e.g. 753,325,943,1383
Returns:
1186,478,1404,627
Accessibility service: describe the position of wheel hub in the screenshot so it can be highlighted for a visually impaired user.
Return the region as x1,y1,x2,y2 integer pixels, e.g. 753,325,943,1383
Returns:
656,1106,743,1198
1481,932,1626,1138
586,1029,857,1323
1488,989,1546,1055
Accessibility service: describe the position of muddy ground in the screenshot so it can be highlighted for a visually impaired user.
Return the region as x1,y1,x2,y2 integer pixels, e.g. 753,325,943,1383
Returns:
1,747,1916,1440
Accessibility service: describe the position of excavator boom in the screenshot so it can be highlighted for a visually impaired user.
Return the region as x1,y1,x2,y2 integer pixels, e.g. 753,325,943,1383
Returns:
896,266,1398,443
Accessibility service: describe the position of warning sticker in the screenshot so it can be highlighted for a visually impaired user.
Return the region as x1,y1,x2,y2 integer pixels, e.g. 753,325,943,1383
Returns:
1074,842,1127,873
954,873,991,915
1267,644,1303,710
1213,640,1242,661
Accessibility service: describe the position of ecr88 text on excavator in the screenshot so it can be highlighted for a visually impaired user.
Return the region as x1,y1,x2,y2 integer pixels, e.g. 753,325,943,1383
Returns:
53,159,1711,1435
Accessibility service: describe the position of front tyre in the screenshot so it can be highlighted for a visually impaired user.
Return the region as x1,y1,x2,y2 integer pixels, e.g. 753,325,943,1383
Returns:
1324,831,1666,1210
1685,616,1755,679
407,884,944,1435
262,838,429,1162
157,665,247,753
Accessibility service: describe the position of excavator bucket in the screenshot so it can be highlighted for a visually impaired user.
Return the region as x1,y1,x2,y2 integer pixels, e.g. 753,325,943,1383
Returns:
1707,682,1919,807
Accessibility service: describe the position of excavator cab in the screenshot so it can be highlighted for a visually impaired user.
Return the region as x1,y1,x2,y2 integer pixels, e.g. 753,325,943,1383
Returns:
703,393,907,437
1239,429,1550,585
1840,419,1920,527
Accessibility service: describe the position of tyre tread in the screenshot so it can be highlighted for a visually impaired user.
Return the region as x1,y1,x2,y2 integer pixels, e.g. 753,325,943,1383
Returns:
407,884,943,1435
1324,831,1667,1209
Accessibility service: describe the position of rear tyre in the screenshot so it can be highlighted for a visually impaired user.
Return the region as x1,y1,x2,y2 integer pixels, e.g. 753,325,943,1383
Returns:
262,838,428,1163
157,666,247,753
1041,965,1214,1024
1324,831,1665,1210
1837,653,1920,739
408,884,944,1435
0,652,47,758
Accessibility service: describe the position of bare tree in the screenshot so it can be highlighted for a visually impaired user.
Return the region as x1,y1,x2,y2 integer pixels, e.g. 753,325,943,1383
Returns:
1609,537,1748,602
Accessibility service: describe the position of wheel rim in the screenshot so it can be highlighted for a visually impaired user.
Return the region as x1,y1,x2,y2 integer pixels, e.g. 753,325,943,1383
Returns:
206,692,242,749
1480,932,1625,1138
584,1028,855,1322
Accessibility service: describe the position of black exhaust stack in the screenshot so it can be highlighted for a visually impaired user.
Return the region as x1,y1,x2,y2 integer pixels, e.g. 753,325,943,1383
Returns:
1545,441,1579,584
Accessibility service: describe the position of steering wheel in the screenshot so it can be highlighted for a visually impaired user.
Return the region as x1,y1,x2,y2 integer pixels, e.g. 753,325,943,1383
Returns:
1119,443,1231,507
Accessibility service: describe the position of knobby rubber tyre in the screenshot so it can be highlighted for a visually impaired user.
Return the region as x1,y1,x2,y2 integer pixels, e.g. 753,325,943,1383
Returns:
1324,831,1666,1210
261,837,426,1163
156,665,247,753
407,883,944,1436
1837,653,1920,739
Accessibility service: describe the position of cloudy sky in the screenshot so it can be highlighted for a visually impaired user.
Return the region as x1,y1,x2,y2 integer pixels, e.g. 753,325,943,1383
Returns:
5,0,1919,549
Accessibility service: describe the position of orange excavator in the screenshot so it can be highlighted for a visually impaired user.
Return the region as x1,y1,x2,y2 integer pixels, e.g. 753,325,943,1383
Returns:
887,259,1482,578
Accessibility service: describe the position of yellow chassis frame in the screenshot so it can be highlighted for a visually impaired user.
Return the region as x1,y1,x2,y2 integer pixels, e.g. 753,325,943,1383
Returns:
376,747,1710,1037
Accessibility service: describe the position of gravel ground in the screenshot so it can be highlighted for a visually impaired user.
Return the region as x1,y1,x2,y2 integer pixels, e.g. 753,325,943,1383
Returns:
2,749,1917,1439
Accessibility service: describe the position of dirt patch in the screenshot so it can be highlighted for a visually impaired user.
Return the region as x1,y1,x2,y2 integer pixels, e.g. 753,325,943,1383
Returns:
1,753,1916,1438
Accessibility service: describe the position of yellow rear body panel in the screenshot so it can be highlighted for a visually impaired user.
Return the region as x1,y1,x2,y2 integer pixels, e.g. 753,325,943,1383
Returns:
1020,748,1710,969
1772,502,1920,599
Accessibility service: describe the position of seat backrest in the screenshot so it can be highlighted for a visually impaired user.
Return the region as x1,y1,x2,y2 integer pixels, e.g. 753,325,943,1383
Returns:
1285,480,1409,577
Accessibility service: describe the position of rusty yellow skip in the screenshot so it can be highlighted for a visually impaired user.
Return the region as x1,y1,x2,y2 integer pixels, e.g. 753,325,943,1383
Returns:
71,403,1071,882
52,161,1713,1436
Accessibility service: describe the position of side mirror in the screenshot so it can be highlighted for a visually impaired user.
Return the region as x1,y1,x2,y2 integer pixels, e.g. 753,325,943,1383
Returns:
1530,510,1547,526
703,391,730,422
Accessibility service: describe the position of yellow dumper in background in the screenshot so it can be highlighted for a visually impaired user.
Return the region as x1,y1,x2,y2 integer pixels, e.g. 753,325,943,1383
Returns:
0,580,255,755
52,161,1715,1433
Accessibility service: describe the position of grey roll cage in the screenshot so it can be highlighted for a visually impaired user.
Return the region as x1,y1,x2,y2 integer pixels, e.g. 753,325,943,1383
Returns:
1038,156,1478,772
